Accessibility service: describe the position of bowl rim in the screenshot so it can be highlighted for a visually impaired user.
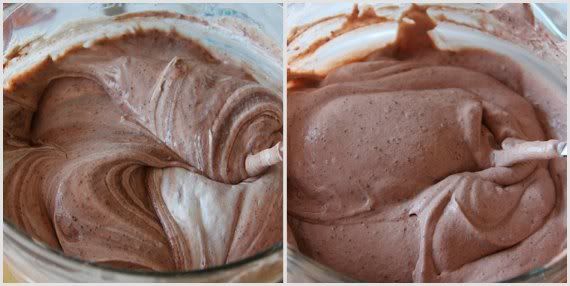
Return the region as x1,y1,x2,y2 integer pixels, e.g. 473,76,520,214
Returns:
287,245,567,282
4,219,282,277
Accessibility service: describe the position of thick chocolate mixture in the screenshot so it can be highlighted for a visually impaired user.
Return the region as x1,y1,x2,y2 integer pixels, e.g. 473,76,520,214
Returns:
288,5,566,282
4,14,282,271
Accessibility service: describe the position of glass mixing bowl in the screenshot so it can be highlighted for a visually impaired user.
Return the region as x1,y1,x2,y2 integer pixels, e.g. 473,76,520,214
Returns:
286,3,567,283
3,3,283,282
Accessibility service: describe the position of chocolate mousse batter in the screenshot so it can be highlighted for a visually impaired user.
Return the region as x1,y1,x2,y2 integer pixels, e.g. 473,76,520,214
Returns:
4,13,282,271
288,5,566,282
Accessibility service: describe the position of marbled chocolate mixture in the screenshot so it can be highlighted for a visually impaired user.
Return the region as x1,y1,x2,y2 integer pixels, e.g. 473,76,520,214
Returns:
4,15,282,271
